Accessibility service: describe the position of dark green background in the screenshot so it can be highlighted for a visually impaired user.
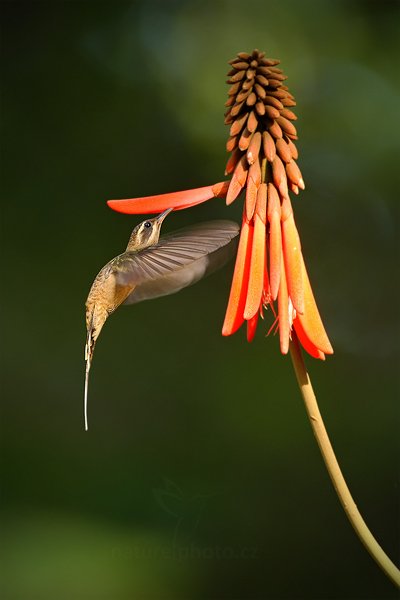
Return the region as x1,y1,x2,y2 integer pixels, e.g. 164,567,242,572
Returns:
1,1,399,598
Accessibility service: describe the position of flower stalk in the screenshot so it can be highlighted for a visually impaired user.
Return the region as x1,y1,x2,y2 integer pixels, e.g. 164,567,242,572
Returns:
290,333,400,587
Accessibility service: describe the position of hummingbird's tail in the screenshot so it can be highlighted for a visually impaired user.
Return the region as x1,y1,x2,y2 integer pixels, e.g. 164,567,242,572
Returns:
84,326,96,431
84,302,109,431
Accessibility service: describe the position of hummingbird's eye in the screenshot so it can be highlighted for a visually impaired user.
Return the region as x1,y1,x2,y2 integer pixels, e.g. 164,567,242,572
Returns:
144,221,152,229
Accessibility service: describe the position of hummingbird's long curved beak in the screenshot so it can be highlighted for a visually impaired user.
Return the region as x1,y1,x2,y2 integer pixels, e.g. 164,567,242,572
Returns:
156,207,173,223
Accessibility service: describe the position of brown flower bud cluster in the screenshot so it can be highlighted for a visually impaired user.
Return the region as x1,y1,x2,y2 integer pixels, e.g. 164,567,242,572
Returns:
224,49,304,214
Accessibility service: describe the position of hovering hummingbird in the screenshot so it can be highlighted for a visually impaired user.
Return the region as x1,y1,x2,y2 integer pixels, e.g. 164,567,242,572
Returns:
84,210,239,430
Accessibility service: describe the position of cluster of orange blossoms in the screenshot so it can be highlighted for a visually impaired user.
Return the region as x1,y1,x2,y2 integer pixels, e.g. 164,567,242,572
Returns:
108,50,333,359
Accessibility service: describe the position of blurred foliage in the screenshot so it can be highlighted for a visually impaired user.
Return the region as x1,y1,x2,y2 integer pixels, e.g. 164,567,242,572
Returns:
1,1,399,599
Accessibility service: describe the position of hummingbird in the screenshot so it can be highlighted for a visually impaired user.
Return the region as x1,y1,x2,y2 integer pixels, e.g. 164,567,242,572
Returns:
84,209,239,430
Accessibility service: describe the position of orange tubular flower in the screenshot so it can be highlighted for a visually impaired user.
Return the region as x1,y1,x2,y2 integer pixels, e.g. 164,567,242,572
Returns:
107,49,333,360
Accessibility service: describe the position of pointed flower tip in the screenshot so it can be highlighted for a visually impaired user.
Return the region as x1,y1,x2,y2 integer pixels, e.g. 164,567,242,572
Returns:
246,313,259,342
296,256,334,356
212,181,230,198
222,324,234,337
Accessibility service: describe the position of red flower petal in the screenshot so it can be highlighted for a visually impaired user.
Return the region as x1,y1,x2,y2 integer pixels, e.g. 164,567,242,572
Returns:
263,242,271,301
244,188,267,320
212,181,230,198
296,255,334,355
280,195,293,221
245,177,258,221
282,214,304,315
107,182,229,214
293,317,326,360
247,311,259,342
245,160,262,222
278,252,290,354
267,183,281,301
222,213,254,336
226,155,248,205
256,183,267,223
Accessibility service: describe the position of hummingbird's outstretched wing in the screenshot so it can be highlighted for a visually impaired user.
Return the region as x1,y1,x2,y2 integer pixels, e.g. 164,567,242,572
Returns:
119,220,239,305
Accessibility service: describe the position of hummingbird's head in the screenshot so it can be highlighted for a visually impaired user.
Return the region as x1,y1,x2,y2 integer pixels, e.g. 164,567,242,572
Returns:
125,208,173,252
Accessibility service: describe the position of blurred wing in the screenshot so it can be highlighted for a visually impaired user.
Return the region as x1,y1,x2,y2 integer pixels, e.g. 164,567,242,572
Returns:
118,220,239,305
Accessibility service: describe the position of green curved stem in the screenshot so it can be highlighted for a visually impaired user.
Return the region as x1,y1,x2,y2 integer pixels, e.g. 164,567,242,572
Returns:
289,333,400,587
